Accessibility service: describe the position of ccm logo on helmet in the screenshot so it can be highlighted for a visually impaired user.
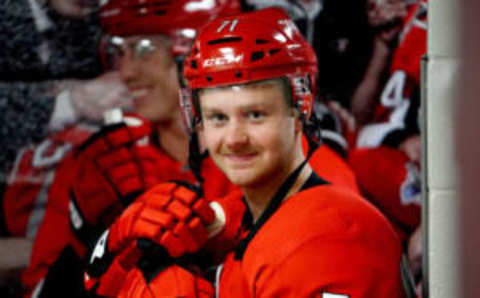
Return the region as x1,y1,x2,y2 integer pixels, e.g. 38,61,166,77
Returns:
203,55,243,67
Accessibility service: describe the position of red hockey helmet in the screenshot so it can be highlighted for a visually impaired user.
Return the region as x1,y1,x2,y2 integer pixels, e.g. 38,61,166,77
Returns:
181,8,318,130
100,0,241,36
99,0,241,56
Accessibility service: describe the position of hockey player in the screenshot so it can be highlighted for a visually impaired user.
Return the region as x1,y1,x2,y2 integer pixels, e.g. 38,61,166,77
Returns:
56,2,358,261
87,8,405,297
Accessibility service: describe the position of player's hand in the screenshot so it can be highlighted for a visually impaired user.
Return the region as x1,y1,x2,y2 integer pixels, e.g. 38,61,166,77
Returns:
69,116,164,245
83,182,215,294
107,183,216,259
84,183,237,296
84,234,143,297
69,71,134,121
118,265,214,298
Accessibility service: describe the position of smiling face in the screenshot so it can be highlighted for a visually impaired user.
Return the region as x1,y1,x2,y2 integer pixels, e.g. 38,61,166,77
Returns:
114,35,180,122
197,80,302,188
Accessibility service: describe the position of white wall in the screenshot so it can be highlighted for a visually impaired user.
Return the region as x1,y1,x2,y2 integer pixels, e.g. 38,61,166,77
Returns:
424,0,460,297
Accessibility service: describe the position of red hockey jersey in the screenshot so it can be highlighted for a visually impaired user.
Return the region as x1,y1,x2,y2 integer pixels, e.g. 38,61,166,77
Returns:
118,180,404,297
217,185,404,298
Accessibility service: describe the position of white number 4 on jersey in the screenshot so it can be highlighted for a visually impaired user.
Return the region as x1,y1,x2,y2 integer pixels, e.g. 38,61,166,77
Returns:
322,293,349,298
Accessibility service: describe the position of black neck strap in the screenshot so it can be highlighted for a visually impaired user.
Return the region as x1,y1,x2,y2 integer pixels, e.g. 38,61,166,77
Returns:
234,159,309,259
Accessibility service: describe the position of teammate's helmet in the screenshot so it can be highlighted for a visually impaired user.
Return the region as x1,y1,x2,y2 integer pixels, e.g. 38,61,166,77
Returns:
100,0,241,36
99,0,241,56
181,8,318,130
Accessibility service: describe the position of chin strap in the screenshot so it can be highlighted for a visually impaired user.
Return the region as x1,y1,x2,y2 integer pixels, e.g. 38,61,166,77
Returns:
302,109,322,158
234,158,309,260
187,131,205,184
174,56,206,185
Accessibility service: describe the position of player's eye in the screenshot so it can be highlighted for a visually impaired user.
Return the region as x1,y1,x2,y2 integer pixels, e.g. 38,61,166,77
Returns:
205,112,228,126
246,110,265,122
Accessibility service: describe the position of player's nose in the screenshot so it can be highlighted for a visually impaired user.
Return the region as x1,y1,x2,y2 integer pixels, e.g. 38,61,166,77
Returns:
224,119,249,151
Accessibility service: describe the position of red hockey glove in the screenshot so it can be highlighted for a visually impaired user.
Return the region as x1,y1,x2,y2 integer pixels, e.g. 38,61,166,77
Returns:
108,182,216,258
84,184,244,296
118,265,214,298
84,236,142,297
69,116,164,245
84,182,217,294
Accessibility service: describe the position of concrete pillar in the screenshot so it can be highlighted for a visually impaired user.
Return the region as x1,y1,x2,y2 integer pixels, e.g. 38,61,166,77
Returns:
424,0,460,297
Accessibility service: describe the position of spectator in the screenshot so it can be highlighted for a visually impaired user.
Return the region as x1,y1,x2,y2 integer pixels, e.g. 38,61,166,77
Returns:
350,0,408,125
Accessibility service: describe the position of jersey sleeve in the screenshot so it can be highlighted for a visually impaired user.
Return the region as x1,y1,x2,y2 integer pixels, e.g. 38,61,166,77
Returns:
255,236,405,298
202,190,246,264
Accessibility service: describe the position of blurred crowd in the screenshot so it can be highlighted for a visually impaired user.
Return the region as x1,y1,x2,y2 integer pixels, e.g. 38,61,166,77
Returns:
0,0,426,297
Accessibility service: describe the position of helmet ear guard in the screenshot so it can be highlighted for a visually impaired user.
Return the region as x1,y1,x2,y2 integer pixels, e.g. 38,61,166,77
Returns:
288,74,315,120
